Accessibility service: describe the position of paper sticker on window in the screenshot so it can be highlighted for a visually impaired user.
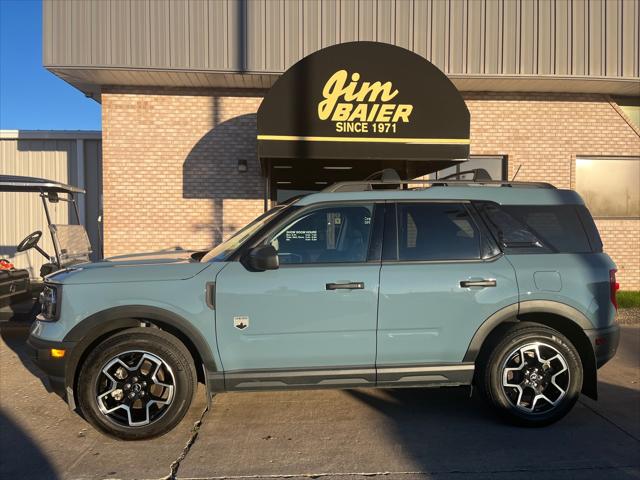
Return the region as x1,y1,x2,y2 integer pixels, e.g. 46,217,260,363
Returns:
286,230,318,241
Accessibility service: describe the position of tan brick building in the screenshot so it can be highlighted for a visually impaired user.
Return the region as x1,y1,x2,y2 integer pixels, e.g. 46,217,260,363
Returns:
44,0,640,288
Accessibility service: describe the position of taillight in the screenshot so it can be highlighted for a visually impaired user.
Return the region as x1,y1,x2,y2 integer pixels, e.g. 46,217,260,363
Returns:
609,269,620,310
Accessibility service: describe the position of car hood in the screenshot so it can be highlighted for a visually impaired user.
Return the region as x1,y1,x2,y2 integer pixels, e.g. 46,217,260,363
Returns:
47,250,217,284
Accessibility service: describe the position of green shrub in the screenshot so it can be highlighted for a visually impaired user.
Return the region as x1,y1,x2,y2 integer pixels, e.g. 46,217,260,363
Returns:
618,291,640,309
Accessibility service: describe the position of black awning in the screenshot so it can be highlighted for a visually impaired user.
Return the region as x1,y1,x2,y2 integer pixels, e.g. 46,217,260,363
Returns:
257,41,470,165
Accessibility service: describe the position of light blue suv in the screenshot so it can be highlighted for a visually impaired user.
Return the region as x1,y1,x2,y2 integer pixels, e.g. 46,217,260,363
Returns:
28,180,620,439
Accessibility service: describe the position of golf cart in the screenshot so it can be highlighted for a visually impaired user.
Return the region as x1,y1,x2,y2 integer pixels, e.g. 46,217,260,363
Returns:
0,175,92,311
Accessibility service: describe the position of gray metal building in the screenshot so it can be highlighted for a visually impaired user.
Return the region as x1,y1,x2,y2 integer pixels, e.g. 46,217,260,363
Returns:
44,0,639,97
0,130,102,277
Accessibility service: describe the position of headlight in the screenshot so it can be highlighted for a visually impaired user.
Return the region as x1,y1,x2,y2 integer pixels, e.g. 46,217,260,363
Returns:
39,285,60,321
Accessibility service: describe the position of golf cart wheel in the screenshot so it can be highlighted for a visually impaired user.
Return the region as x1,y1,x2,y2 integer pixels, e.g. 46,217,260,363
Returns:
479,322,582,426
77,327,197,440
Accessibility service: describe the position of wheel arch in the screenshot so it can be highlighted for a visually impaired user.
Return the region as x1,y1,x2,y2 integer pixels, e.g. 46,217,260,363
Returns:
63,305,218,407
465,301,598,400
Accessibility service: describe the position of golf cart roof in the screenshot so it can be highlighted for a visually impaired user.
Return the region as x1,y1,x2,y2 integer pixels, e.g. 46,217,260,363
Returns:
0,175,85,194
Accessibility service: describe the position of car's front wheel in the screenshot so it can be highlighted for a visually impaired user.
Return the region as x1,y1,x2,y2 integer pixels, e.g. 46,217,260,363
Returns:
77,327,197,440
479,322,583,426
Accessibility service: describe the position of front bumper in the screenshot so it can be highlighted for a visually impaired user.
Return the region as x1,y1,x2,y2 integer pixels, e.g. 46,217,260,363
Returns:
585,324,620,369
26,334,76,399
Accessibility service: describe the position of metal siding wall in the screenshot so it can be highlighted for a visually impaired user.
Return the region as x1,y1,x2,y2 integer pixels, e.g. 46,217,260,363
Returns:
394,1,412,49
284,1,302,70
149,0,171,67
169,0,189,69
358,0,377,42
484,0,501,75
44,0,640,79
412,0,429,59
322,0,339,47
131,0,151,67
538,0,553,76
449,0,466,75
340,0,358,43
302,1,322,57
430,0,449,72
556,0,571,75
0,139,73,277
0,135,103,276
623,0,636,77
376,0,393,45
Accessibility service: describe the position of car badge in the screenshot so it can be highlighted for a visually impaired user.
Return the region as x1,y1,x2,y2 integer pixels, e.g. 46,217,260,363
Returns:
234,316,249,330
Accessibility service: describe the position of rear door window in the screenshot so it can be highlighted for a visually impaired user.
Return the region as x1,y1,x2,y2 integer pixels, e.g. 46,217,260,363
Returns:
396,203,481,261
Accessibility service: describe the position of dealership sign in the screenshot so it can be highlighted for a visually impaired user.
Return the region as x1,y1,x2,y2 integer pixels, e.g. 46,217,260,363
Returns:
318,70,413,132
258,41,470,161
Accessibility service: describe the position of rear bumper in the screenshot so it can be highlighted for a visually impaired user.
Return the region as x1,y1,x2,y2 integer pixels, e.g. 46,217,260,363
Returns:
26,334,76,398
585,325,620,369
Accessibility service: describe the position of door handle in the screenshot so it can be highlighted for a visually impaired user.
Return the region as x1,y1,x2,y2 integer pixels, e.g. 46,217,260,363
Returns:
460,279,497,288
326,282,365,290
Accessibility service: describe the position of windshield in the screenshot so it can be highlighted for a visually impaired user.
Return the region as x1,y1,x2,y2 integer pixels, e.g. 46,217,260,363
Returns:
201,206,286,262
50,224,92,265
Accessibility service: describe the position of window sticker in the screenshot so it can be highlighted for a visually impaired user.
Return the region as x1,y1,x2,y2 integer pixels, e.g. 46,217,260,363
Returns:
285,230,318,241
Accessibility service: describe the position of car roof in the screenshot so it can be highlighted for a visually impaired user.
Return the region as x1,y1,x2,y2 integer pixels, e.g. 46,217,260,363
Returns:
296,185,584,206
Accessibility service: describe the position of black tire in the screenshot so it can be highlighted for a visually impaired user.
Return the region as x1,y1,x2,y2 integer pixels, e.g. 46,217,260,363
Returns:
77,327,197,440
478,322,583,427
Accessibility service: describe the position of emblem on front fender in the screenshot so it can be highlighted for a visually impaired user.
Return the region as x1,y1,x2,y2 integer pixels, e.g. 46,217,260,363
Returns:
233,316,249,330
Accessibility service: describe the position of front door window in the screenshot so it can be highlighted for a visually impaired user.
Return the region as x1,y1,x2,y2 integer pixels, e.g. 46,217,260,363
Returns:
270,205,374,264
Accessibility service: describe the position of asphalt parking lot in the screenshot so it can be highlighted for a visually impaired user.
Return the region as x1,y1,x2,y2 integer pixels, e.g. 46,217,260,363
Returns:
1,317,638,480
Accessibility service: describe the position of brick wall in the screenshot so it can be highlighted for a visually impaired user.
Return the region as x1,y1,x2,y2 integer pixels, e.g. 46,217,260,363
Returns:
465,92,640,289
102,89,265,256
102,90,639,288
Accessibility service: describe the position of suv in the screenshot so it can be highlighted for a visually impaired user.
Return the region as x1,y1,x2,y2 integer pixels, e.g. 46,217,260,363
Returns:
28,180,620,440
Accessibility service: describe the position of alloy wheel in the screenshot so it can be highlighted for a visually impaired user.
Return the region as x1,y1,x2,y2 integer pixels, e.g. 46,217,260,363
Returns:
95,350,175,427
501,341,570,414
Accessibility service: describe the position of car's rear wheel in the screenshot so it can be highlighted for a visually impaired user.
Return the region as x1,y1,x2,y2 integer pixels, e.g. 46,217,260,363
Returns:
77,327,197,440
479,322,583,426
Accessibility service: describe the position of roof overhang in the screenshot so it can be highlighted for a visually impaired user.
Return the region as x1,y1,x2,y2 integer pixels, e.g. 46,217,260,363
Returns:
46,65,640,103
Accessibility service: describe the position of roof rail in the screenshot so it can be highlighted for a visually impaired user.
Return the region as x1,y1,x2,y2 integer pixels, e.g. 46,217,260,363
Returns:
322,179,556,193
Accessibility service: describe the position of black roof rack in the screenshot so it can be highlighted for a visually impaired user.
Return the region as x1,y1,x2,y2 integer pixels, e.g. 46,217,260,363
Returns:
322,179,556,193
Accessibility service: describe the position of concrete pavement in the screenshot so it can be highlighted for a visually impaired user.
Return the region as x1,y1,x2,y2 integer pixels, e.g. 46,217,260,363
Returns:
1,323,638,480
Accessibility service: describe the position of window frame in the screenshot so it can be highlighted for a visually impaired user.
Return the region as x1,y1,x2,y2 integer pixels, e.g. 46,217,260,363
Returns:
239,200,385,267
575,156,640,219
382,200,499,264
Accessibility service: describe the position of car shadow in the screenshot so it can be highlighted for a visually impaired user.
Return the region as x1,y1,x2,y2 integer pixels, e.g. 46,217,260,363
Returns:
345,382,640,477
0,407,59,479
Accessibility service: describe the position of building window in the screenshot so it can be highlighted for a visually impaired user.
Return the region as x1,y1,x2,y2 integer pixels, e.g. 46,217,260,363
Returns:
434,155,508,181
576,157,640,218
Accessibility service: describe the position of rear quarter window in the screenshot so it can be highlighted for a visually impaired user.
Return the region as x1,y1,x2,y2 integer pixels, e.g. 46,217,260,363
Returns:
503,205,593,253
475,202,598,254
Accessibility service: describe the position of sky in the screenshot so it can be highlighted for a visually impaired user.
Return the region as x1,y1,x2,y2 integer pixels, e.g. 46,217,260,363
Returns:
0,0,101,130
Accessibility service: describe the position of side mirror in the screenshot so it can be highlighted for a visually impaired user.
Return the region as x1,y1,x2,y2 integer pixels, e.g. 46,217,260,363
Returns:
245,245,279,271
